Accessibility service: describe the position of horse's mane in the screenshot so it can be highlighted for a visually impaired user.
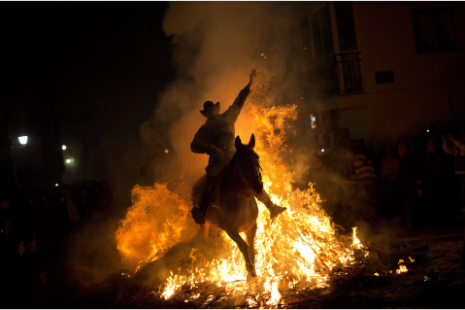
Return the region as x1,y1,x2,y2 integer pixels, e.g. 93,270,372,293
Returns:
227,152,238,170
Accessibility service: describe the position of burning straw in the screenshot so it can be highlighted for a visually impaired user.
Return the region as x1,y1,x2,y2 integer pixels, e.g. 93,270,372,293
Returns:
115,102,373,306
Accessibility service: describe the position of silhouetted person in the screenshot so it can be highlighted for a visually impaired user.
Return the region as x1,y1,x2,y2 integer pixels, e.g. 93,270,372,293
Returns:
378,147,399,216
396,143,421,227
61,189,79,233
190,69,285,224
423,138,444,215
100,180,113,218
441,132,465,213
352,149,376,221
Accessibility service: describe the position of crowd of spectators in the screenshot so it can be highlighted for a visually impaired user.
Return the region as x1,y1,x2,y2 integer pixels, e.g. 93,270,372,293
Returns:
0,179,113,301
303,126,465,230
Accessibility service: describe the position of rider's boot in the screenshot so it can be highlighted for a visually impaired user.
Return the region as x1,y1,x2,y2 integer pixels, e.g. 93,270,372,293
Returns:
256,190,287,220
264,200,287,220
192,188,212,225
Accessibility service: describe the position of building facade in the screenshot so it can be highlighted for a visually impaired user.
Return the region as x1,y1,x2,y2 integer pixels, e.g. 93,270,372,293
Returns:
294,1,465,151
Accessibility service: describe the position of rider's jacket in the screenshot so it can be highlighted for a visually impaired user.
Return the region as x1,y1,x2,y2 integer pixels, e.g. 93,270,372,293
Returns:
191,85,251,177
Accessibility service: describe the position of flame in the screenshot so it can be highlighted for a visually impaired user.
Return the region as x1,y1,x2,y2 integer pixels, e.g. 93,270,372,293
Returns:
116,102,366,303
396,259,408,274
161,271,183,300
115,183,194,267
352,227,363,250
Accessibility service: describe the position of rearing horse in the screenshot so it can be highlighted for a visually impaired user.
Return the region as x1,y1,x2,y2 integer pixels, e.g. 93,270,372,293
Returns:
192,134,262,277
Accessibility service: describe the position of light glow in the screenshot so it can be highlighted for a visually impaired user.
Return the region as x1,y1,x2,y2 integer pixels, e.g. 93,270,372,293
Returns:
18,136,28,145
62,145,67,150
310,114,316,129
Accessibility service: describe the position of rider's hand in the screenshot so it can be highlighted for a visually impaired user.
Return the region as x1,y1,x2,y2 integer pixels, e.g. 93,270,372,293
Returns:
249,69,257,85
447,133,455,141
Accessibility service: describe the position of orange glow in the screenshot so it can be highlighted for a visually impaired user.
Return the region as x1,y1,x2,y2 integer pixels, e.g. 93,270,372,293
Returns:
116,101,369,304
115,183,194,267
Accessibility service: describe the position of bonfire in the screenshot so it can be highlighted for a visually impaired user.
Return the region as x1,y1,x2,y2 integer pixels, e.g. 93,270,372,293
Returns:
115,101,374,307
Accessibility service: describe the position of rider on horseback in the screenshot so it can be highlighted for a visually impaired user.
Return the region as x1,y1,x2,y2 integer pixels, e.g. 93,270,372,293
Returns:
191,69,286,224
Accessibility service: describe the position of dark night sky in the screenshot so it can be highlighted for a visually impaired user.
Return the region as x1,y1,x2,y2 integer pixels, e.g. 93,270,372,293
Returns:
1,2,177,192
1,2,174,81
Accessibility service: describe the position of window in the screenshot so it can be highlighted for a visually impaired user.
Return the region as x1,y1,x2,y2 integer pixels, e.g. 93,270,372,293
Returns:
299,16,312,59
334,1,358,52
412,8,458,53
311,5,335,58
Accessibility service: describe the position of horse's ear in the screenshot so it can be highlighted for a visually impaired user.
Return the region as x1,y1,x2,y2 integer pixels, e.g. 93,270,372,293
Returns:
235,136,242,150
249,134,255,148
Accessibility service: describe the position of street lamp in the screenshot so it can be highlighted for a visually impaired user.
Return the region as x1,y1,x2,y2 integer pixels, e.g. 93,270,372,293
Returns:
18,136,28,145
62,145,67,150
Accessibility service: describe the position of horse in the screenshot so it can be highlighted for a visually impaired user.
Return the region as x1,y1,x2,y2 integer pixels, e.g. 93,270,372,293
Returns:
192,134,263,277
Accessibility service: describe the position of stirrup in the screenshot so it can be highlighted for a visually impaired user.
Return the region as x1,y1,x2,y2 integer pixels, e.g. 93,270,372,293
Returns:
191,207,207,224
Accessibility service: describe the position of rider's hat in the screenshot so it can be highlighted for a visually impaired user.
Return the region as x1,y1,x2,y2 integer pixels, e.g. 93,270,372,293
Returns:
200,101,220,117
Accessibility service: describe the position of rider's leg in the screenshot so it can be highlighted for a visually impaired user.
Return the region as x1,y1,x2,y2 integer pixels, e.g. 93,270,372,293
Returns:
256,190,287,219
199,186,212,213
192,185,212,225
192,171,218,225
192,156,229,225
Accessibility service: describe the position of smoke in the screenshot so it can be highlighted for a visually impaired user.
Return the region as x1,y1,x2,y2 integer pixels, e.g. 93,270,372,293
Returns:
140,2,312,193
138,2,410,249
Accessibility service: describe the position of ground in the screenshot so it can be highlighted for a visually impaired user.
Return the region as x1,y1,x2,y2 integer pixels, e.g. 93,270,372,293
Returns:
10,214,465,309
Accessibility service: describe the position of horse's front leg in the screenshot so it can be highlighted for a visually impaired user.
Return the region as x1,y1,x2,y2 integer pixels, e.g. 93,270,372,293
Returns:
225,229,256,277
246,223,257,277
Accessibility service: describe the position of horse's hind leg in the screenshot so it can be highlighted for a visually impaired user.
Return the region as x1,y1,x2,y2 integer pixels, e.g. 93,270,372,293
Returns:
246,223,257,276
225,230,256,277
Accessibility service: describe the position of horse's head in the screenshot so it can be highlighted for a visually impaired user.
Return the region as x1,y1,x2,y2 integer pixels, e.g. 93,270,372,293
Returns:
234,134,263,195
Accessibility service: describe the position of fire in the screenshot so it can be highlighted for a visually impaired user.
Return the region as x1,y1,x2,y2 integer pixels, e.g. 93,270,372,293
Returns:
161,271,182,300
116,102,367,304
115,183,195,267
352,227,363,250
396,259,408,274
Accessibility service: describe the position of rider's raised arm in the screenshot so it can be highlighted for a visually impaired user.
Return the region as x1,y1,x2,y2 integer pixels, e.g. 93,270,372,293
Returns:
221,85,251,124
222,69,256,125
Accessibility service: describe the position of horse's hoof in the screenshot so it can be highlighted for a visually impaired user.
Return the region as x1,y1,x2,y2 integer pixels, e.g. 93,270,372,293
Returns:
246,263,256,277
247,272,257,283
269,205,287,219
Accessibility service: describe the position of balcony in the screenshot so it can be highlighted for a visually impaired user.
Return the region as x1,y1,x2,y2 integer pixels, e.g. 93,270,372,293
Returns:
315,51,364,96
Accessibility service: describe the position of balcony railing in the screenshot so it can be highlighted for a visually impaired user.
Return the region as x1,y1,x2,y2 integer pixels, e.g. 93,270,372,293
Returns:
315,51,364,96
